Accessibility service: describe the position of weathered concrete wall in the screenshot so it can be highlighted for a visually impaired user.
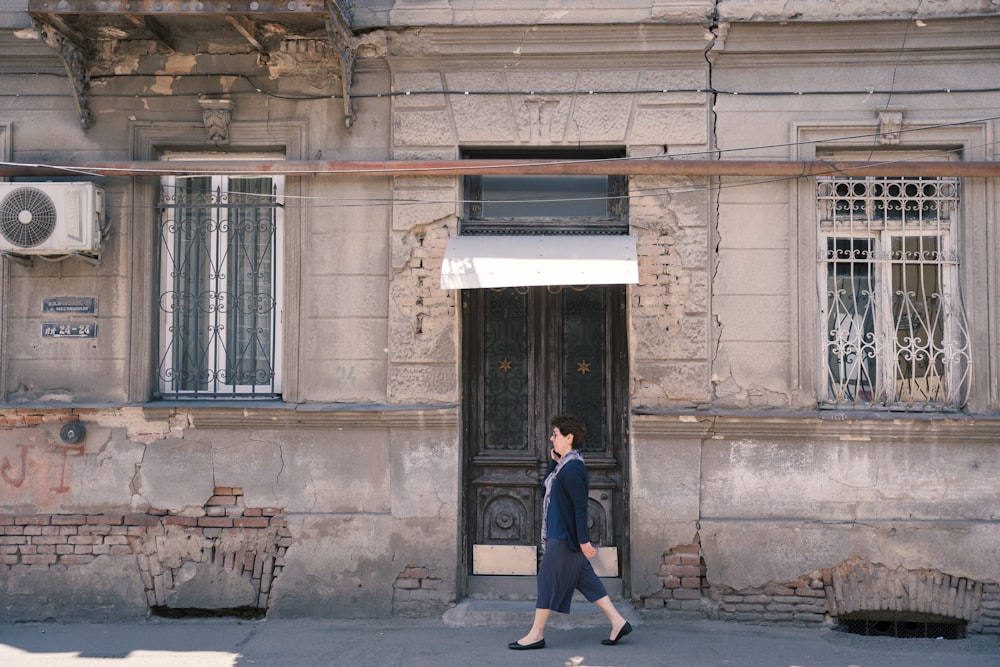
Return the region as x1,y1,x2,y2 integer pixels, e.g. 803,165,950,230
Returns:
699,423,1000,587
631,414,1000,632
717,0,1000,22
0,27,396,405
710,17,1000,411
2,5,999,629
0,409,459,621
386,23,715,408
374,0,998,27
385,0,715,25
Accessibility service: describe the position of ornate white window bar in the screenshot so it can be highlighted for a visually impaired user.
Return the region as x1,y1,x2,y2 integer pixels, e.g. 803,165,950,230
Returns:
157,176,283,399
817,177,970,411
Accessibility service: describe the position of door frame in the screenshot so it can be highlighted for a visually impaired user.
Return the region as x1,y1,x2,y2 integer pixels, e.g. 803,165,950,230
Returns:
458,285,631,598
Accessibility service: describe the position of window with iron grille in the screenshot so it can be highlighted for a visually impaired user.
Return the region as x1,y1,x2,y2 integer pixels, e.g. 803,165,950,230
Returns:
157,175,283,398
461,148,628,235
817,176,970,410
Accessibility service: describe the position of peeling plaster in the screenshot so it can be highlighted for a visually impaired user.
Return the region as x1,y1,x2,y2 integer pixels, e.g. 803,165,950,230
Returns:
159,55,198,75
218,76,238,94
148,76,175,96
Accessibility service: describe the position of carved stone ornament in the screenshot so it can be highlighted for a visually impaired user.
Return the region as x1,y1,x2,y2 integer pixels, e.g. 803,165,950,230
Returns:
877,107,904,145
199,97,235,146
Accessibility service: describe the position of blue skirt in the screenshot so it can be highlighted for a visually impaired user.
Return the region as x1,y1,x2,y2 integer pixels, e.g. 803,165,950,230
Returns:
536,538,608,613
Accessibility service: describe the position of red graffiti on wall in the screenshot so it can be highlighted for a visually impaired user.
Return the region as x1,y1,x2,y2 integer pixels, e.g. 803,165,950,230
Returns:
48,441,85,494
0,428,85,498
1,444,33,488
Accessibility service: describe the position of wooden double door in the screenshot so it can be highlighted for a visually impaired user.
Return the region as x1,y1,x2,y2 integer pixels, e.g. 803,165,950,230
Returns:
462,285,629,584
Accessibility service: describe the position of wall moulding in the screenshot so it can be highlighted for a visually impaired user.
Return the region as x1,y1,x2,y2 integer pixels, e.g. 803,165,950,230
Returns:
139,405,459,431
385,24,714,60
715,16,1000,54
630,411,1000,444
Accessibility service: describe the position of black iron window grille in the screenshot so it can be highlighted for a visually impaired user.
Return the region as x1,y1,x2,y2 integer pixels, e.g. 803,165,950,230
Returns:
157,176,283,399
461,148,628,235
817,177,970,411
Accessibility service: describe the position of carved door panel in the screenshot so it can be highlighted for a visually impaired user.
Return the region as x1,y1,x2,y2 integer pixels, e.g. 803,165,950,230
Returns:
463,285,628,579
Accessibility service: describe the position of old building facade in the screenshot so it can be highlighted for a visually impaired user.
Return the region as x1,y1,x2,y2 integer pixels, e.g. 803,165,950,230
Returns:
1,0,998,633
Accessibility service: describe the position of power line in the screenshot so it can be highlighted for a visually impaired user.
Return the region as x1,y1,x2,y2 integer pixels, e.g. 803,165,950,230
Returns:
5,70,1000,101
55,137,997,213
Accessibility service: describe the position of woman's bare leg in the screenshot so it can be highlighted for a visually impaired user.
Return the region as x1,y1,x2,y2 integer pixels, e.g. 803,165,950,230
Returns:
593,595,628,640
515,608,551,645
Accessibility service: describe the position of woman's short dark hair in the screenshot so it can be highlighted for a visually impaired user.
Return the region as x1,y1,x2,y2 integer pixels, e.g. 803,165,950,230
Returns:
552,415,587,449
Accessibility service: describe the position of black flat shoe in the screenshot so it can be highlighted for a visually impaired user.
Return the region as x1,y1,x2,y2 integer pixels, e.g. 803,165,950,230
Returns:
601,621,632,645
508,639,545,650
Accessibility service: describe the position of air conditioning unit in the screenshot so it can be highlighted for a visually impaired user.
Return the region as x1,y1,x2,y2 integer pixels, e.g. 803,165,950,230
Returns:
0,182,104,254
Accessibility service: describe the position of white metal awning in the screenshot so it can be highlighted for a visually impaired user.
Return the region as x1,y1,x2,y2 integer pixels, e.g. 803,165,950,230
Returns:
440,234,639,289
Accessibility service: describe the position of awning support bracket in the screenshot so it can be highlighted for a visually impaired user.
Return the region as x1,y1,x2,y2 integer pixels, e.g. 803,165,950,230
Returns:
30,15,93,131
325,0,357,128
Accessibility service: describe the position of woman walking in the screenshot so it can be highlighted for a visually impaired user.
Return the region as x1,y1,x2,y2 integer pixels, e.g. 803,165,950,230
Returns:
508,415,632,650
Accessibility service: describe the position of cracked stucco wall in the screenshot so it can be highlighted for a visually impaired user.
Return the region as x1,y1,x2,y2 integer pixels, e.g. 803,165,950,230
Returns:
381,0,998,27
387,23,715,409
0,409,460,619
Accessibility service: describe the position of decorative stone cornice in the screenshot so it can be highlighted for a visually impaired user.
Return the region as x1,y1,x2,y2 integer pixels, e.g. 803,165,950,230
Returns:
631,410,1000,444
140,404,459,430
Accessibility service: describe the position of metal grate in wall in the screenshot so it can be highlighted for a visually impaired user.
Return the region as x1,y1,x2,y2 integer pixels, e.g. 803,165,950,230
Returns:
839,615,966,640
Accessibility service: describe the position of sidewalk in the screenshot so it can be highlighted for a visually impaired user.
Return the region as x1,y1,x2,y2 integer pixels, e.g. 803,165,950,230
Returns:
0,609,996,666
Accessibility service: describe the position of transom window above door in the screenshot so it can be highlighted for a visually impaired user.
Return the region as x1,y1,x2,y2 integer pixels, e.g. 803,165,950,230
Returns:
462,148,627,235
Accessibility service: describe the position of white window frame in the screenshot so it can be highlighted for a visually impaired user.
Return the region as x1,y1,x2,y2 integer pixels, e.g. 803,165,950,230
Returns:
157,154,285,398
793,121,991,413
816,170,969,411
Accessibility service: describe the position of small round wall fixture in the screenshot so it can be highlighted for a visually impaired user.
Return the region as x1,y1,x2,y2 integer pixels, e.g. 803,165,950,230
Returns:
60,421,86,444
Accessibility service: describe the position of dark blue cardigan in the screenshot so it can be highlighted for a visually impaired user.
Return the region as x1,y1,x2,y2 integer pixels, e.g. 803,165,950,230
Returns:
545,457,592,553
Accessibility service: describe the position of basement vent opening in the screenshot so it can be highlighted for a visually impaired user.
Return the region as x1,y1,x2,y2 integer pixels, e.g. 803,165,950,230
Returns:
839,613,966,640
151,606,266,620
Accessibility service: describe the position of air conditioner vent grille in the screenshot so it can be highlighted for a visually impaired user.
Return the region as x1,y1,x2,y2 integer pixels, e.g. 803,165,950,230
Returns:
0,187,58,248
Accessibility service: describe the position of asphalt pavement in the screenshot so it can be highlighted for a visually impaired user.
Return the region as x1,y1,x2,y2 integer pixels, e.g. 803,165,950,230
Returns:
0,611,997,666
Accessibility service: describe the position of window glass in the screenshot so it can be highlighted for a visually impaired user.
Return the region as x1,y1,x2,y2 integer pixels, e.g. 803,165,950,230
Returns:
817,176,969,410
462,149,627,235
480,175,611,218
157,173,283,398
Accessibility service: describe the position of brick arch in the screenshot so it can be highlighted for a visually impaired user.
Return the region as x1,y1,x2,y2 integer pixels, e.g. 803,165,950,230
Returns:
828,557,984,623
645,545,1000,634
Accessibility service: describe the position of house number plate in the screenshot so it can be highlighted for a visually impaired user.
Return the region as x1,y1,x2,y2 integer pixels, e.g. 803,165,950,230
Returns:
42,322,98,339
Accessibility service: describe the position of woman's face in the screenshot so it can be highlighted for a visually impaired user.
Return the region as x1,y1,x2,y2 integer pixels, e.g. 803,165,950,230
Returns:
550,427,574,457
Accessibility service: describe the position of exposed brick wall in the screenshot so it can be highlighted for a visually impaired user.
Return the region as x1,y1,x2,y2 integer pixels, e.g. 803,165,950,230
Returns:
640,539,708,612
1,486,289,613
392,564,444,616
642,546,1000,634
711,577,828,624
0,514,142,571
827,557,989,633
981,584,1000,634
0,412,80,427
